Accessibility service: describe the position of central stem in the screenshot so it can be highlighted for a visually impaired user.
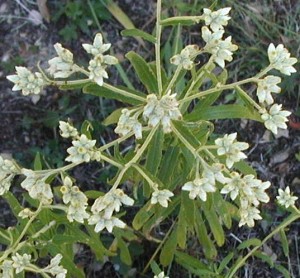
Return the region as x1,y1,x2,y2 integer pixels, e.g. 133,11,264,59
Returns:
156,0,163,96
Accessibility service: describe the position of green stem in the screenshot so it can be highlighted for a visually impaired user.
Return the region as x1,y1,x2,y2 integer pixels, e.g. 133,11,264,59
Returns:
100,154,123,169
235,85,263,112
103,83,146,102
156,0,163,95
132,164,156,189
165,65,182,94
0,202,43,262
226,211,300,278
111,125,158,190
0,231,11,243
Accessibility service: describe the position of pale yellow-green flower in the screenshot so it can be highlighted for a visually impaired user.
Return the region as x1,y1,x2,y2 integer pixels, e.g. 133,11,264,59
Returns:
277,186,298,208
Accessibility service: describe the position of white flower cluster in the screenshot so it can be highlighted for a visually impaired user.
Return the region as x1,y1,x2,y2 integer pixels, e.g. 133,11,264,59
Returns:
255,44,297,134
21,169,53,202
277,186,298,208
221,172,270,227
261,104,291,135
143,91,182,133
215,133,249,168
151,189,174,207
83,33,118,86
202,7,231,32
65,134,100,163
256,75,281,105
154,271,169,278
182,163,227,201
2,253,67,277
48,43,76,78
268,43,297,76
170,45,199,70
0,156,19,195
88,189,134,233
60,176,89,223
114,109,142,139
202,26,238,68
42,254,67,278
59,121,79,138
7,67,46,96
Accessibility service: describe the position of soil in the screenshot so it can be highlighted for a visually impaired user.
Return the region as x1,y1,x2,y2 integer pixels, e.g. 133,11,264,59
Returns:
0,0,299,277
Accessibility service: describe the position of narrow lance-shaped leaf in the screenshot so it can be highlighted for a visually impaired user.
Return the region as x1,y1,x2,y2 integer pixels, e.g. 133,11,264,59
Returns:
126,51,158,94
121,29,156,44
185,104,263,122
83,83,146,105
160,227,178,266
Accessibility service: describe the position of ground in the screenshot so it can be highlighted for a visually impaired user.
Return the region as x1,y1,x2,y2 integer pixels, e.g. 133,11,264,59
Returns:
0,0,299,277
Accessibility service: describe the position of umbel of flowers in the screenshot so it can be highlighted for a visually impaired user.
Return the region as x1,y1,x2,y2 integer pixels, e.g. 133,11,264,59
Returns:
3,3,299,278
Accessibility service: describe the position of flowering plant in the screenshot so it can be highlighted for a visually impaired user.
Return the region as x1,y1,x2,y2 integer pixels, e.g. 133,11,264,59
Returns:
2,2,299,277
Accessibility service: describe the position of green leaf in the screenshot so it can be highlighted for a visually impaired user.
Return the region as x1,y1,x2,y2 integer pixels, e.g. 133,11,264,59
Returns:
274,264,291,278
125,51,158,93
194,210,217,259
253,251,274,267
80,120,93,139
172,120,201,149
121,28,156,43
160,17,199,26
117,237,132,265
33,152,43,170
279,228,289,257
59,81,92,90
132,203,154,230
234,160,257,177
237,238,262,250
160,227,178,266
186,104,263,122
83,83,146,105
203,203,225,247
175,251,217,275
144,127,164,196
102,107,123,126
177,205,187,249
158,146,180,186
218,252,234,274
181,191,195,227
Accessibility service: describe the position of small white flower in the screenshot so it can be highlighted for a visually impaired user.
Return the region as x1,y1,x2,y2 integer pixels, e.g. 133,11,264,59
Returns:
257,75,281,105
21,170,53,201
215,133,249,168
91,189,134,218
65,134,96,163
239,206,262,227
60,177,89,223
220,172,243,200
261,104,291,135
143,91,182,133
170,45,199,70
268,43,297,75
151,189,174,207
59,121,78,138
154,271,169,278
88,55,109,86
182,178,215,201
88,214,126,233
18,208,34,219
202,27,238,68
114,109,143,139
43,254,67,278
1,260,14,278
48,43,75,78
82,33,112,56
277,186,298,208
203,7,231,32
7,66,46,95
12,253,31,274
